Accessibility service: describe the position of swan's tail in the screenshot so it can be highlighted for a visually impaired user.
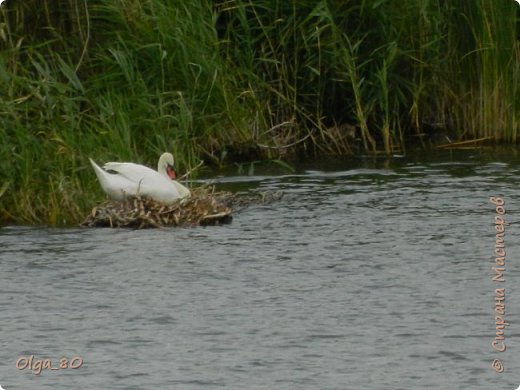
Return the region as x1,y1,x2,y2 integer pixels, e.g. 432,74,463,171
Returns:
89,158,104,178
89,158,110,194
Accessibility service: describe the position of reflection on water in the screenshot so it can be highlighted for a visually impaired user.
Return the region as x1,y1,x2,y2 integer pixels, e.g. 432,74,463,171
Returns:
1,149,520,389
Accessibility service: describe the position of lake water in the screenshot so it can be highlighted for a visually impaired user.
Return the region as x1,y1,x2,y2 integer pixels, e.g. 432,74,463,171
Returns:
1,149,520,389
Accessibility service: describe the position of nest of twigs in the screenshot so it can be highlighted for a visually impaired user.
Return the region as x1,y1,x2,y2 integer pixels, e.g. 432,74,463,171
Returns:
81,186,282,228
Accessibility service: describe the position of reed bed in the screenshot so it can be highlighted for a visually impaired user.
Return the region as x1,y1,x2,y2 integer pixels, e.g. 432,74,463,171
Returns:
0,0,518,225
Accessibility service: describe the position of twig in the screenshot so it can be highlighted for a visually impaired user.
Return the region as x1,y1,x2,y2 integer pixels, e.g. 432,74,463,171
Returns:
257,133,311,150
261,121,294,136
437,137,493,149
179,160,204,180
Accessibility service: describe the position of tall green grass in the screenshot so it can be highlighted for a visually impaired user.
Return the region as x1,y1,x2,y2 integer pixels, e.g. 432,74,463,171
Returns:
0,0,518,225
443,0,520,141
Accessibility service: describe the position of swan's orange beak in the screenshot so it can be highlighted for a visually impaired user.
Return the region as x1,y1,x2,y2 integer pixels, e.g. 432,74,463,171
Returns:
166,165,176,180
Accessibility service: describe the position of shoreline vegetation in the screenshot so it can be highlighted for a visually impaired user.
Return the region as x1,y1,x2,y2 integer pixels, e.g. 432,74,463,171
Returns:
1,0,519,226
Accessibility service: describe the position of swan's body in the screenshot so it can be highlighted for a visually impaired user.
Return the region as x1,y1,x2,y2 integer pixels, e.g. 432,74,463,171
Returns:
89,153,190,203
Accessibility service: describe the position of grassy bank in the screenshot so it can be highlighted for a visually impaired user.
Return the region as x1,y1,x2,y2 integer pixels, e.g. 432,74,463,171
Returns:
0,0,519,225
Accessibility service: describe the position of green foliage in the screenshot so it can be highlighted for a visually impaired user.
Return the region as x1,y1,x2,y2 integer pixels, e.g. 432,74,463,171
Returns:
0,0,518,225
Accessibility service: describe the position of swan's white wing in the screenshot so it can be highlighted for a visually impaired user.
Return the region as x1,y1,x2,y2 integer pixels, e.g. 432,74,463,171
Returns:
101,174,140,200
91,158,190,203
138,180,184,202
103,162,161,183
104,162,186,202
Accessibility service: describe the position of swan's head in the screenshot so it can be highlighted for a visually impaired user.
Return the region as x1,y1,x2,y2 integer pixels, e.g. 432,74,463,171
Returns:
158,152,177,180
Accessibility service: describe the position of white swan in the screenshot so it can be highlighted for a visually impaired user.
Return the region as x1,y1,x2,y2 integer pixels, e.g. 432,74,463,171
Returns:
89,153,191,203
